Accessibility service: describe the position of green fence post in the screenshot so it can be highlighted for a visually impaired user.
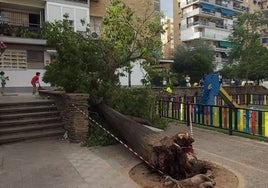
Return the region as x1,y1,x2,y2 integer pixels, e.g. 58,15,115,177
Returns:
258,111,263,136
219,106,222,128
187,102,190,127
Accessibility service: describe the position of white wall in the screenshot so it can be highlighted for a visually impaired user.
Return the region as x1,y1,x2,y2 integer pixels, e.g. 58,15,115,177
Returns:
4,70,50,87
118,60,147,86
45,2,89,32
4,62,146,89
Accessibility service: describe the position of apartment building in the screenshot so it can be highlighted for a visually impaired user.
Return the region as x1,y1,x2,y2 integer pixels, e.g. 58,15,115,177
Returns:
248,0,268,47
90,0,160,36
173,0,268,70
161,17,174,59
0,0,89,92
173,0,251,70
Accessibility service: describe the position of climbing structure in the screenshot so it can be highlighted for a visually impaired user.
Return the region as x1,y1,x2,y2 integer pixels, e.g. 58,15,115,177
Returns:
200,74,220,105
201,74,239,108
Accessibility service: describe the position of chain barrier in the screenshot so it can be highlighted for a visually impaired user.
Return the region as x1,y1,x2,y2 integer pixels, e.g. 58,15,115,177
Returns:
71,103,166,176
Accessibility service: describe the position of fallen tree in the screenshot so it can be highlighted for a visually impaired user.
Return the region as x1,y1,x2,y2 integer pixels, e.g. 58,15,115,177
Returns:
96,103,216,187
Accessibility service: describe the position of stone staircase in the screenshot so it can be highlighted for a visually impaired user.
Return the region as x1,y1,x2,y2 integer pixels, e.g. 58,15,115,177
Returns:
0,100,65,144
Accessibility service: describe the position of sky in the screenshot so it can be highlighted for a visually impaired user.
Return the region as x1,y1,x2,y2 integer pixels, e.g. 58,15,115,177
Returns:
160,0,173,18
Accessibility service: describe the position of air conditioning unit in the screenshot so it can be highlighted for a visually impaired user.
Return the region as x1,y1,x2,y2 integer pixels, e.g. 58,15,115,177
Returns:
91,32,99,38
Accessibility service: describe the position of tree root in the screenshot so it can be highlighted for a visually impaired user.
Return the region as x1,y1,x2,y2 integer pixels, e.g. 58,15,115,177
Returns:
162,169,216,188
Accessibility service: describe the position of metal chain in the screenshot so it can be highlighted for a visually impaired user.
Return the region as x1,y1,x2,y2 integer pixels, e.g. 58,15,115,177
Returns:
71,103,166,176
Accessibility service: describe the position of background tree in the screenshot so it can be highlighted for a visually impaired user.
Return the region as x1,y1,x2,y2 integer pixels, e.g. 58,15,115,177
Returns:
227,11,268,82
171,39,214,84
220,63,239,82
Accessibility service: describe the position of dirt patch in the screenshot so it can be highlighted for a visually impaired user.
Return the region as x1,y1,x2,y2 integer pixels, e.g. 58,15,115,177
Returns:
129,160,238,188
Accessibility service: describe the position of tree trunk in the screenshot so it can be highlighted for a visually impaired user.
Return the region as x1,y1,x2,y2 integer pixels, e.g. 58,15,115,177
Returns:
96,103,204,180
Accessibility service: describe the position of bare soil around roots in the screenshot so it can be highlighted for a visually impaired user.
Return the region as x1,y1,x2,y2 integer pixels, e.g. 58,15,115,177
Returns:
128,122,239,188
129,160,239,188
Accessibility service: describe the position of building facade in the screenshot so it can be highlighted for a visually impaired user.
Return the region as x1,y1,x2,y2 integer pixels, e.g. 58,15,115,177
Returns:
0,0,161,91
90,0,160,36
174,0,250,70
161,17,174,59
173,0,268,70
0,0,89,92
248,0,268,47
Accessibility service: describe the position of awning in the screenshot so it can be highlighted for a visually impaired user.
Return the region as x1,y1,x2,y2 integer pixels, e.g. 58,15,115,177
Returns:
219,41,232,47
262,38,268,44
201,3,215,12
221,8,233,16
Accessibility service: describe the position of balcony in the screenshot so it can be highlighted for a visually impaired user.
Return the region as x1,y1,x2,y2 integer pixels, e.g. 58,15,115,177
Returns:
0,23,42,39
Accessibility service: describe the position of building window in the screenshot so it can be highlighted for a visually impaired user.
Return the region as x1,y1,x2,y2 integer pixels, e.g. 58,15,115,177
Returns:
0,10,41,28
0,50,27,69
154,1,160,12
29,13,41,28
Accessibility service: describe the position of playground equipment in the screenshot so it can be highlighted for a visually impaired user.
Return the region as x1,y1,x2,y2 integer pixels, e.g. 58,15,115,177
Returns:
219,87,239,108
201,74,239,108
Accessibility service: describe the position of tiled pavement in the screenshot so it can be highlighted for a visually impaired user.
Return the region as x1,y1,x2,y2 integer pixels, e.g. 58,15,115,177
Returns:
0,93,140,188
0,138,141,188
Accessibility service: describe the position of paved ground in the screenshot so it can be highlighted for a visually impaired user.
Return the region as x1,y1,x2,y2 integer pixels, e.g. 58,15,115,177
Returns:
0,93,268,188
0,138,141,188
166,124,268,188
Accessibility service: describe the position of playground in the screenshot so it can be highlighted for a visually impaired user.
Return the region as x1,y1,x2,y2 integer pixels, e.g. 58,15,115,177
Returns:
129,75,268,187
159,74,268,140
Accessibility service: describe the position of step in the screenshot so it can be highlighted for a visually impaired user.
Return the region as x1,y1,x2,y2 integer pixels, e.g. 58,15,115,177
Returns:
0,105,58,115
0,111,60,120
0,117,62,127
0,100,56,108
0,128,65,144
0,123,64,135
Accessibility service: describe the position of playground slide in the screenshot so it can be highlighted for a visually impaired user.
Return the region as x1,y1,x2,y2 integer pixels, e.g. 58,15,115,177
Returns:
219,87,240,108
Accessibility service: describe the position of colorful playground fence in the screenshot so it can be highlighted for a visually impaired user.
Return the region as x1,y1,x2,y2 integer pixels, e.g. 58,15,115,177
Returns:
157,97,268,138
177,94,268,106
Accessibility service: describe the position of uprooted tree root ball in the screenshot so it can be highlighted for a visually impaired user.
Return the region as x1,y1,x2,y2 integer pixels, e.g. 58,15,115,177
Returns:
129,160,238,188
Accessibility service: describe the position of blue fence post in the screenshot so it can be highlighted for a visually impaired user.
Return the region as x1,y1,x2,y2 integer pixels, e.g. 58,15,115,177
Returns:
245,109,250,133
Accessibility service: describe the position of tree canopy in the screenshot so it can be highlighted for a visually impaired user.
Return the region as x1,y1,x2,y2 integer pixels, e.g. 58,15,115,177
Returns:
227,11,268,81
42,0,164,94
100,0,164,86
171,40,215,84
42,15,101,92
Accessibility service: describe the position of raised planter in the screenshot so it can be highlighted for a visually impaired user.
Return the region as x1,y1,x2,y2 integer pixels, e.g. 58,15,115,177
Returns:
39,90,89,143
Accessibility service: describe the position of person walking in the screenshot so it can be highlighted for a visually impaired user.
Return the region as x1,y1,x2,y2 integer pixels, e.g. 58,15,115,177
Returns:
185,75,191,87
0,71,9,95
31,72,40,95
